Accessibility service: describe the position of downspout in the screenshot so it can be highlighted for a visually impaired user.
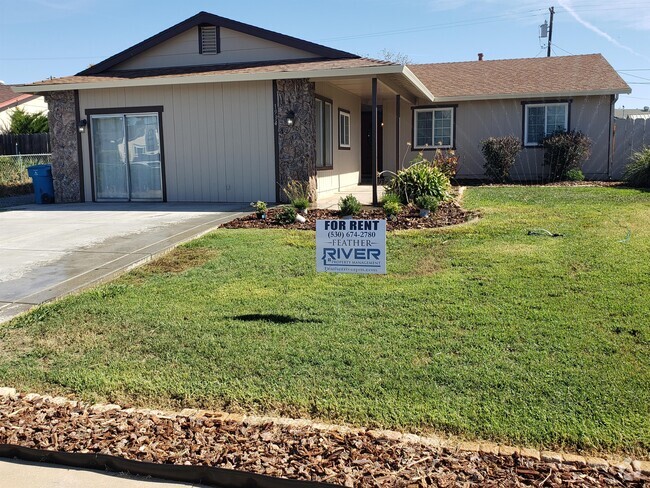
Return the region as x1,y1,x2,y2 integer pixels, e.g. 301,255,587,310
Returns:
608,94,618,180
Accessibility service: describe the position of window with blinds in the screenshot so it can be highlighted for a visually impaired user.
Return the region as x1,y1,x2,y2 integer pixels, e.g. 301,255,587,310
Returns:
199,26,219,55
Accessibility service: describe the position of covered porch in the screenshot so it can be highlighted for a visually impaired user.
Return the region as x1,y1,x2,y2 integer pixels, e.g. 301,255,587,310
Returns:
309,68,432,206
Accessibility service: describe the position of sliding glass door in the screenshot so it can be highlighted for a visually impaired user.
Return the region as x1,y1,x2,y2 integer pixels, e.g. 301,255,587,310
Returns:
91,113,163,202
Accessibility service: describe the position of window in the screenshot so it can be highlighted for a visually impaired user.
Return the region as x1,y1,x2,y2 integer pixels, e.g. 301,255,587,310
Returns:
524,102,569,146
199,25,219,55
338,109,350,149
413,107,454,149
315,96,333,168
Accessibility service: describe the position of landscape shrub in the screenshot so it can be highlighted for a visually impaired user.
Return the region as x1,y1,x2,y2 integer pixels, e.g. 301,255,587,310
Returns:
0,156,33,197
339,194,362,216
275,205,296,224
383,200,401,218
384,159,450,205
623,146,650,187
566,168,585,182
380,192,401,206
432,148,459,179
415,194,439,212
543,130,591,181
480,136,521,183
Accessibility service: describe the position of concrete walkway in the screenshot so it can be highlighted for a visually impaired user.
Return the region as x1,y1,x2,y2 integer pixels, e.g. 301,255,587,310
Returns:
317,184,384,209
0,202,248,323
0,459,205,487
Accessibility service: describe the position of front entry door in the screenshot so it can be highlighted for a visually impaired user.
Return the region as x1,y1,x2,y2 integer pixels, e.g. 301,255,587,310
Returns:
91,113,163,202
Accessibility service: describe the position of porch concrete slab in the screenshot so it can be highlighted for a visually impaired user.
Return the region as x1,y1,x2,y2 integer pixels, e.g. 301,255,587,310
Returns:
0,202,248,323
0,458,204,488
318,184,384,209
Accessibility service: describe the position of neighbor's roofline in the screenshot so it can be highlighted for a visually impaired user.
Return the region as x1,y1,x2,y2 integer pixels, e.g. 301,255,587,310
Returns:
78,11,359,76
14,65,420,93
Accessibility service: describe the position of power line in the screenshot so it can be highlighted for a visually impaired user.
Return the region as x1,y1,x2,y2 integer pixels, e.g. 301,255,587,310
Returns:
618,72,650,82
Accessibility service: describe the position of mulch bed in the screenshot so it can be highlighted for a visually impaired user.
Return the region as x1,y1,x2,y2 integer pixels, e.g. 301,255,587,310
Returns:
222,202,477,232
1,394,646,487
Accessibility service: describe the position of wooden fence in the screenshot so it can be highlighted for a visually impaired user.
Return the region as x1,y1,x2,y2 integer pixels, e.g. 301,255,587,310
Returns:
0,133,50,156
612,118,649,179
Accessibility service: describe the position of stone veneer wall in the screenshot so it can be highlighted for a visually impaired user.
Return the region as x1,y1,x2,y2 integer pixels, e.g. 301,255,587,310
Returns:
44,91,81,203
274,79,317,202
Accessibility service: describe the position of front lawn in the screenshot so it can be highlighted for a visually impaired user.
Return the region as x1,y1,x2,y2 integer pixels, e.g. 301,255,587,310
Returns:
1,186,648,455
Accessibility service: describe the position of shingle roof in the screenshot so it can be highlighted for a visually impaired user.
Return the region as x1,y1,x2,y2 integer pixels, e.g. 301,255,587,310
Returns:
0,84,36,111
23,57,395,87
409,54,630,100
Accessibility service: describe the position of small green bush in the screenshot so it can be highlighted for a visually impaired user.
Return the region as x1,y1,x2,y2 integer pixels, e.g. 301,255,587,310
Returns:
250,200,267,214
543,130,591,181
384,160,450,204
291,197,309,212
383,200,401,218
566,168,585,182
623,146,650,188
339,194,362,216
275,205,297,224
381,192,401,206
480,136,522,183
415,195,439,212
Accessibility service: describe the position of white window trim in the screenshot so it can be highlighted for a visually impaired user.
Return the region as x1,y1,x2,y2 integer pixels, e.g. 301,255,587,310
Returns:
413,107,454,150
523,102,569,147
338,109,350,149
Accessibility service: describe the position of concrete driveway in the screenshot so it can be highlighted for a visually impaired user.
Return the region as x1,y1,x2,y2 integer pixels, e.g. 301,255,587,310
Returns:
0,202,248,323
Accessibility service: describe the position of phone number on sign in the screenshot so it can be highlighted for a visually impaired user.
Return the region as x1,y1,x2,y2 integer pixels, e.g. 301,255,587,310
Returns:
326,231,377,239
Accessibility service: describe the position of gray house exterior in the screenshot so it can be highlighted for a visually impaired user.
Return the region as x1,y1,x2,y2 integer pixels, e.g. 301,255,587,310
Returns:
14,12,630,204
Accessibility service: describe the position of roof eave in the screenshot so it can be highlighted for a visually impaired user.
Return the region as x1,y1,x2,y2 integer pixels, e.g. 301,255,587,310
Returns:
401,66,435,102
430,88,631,103
13,65,408,93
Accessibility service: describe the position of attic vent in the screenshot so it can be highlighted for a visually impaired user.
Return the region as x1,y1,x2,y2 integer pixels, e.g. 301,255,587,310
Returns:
199,25,219,55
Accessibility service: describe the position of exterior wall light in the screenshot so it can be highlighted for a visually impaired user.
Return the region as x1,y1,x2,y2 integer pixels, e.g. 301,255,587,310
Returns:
78,119,88,133
286,110,295,127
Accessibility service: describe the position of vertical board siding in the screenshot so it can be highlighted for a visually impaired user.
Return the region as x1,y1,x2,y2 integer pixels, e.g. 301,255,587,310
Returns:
402,95,613,180
78,81,275,202
613,118,649,179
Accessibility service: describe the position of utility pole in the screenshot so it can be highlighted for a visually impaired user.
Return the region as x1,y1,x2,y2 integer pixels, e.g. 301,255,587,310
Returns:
547,6,555,57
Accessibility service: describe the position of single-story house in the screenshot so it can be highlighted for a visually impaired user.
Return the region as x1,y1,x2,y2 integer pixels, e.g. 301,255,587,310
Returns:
0,83,48,133
14,11,630,204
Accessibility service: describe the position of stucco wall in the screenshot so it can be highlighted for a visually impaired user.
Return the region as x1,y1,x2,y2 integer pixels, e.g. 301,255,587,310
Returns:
313,82,362,195
78,81,276,202
402,95,614,180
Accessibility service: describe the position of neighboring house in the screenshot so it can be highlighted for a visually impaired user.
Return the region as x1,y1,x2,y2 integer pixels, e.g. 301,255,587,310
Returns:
0,83,48,133
614,107,650,120
13,12,630,204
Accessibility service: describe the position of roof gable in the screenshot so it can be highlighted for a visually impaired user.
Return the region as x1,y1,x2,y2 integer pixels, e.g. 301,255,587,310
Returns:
409,54,631,101
79,11,358,76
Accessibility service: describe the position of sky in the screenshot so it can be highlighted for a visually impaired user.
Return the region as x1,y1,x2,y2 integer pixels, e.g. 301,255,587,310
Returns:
1,0,649,108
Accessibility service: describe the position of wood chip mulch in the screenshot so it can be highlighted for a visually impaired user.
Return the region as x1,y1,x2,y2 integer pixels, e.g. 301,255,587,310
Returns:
222,202,477,232
1,394,647,487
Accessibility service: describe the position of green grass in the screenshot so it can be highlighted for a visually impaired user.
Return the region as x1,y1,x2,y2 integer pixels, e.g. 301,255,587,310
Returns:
1,186,649,455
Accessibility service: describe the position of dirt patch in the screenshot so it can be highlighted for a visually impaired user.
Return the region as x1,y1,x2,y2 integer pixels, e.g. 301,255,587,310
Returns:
222,201,477,232
140,247,219,274
0,393,646,487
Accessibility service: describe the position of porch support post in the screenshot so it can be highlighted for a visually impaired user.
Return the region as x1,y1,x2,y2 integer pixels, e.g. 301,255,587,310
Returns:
395,94,401,172
371,77,378,206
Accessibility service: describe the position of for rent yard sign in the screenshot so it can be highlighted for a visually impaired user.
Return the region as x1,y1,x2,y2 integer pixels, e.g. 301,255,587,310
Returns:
316,220,386,274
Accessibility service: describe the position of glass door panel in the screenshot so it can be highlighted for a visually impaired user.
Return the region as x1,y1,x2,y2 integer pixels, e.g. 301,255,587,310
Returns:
91,116,128,200
126,114,162,201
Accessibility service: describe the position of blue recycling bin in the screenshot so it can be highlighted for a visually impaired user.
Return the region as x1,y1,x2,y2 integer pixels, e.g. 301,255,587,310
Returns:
27,164,55,204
